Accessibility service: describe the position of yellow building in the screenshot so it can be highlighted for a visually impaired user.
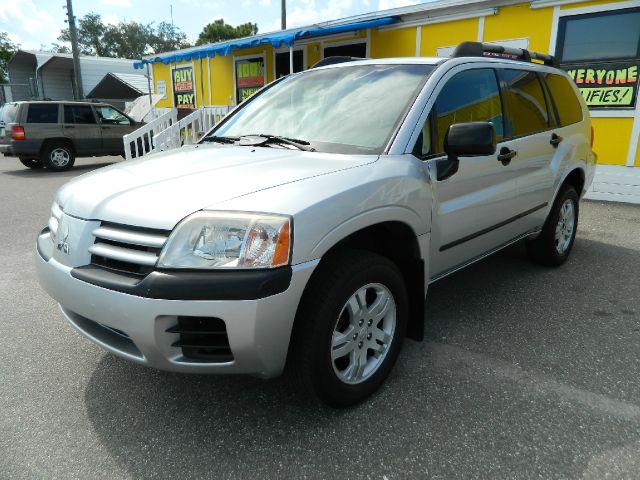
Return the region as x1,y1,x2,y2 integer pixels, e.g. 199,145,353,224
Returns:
136,0,640,202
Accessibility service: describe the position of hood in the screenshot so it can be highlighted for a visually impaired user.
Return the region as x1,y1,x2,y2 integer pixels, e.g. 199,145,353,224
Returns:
57,144,377,229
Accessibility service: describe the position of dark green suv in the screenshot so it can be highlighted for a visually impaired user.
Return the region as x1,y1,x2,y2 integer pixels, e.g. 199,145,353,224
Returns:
0,101,140,171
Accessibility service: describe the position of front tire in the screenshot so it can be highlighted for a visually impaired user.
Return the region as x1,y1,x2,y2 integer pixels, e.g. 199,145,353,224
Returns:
526,184,579,266
289,250,408,407
19,157,44,169
42,143,75,171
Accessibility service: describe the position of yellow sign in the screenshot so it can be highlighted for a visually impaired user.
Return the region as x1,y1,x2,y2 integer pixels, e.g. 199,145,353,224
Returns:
578,87,634,106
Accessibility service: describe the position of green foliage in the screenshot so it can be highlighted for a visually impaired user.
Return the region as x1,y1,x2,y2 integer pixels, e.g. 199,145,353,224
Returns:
54,13,190,58
196,19,258,46
0,31,18,83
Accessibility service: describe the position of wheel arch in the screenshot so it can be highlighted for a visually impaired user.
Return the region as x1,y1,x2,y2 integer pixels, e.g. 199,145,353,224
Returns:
562,167,586,197
40,137,76,158
297,220,427,342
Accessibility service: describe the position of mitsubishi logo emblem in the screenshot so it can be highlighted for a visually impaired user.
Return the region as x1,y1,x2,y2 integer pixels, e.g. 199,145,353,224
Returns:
56,227,70,255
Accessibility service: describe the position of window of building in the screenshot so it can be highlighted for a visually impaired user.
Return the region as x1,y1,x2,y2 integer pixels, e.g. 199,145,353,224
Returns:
323,42,367,59
498,69,550,137
275,50,304,78
542,73,583,126
432,69,503,154
556,8,640,63
26,104,59,123
64,105,96,124
235,57,265,103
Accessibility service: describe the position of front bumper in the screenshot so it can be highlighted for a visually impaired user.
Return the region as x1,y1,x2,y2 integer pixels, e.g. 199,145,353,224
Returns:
35,230,318,378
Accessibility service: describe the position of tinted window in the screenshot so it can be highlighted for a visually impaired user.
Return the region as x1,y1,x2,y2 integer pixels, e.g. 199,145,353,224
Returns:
95,106,130,125
64,105,96,124
557,8,640,62
433,69,503,153
543,74,583,126
499,69,550,137
26,104,59,123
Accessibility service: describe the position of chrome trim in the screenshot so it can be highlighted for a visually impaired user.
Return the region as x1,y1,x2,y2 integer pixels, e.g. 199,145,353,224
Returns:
88,242,158,266
93,225,167,249
51,202,63,220
48,217,59,236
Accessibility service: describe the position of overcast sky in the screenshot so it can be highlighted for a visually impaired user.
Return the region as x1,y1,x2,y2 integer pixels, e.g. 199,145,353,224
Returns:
1,0,419,52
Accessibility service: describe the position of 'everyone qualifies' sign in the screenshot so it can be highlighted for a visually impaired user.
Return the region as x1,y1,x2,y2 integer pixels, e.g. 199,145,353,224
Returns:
565,63,639,108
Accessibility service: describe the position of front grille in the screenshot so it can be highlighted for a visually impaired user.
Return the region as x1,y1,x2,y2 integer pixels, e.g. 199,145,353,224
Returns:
167,316,234,362
89,222,170,275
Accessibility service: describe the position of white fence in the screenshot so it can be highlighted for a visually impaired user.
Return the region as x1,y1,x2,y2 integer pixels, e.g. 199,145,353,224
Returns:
122,109,178,161
153,106,230,153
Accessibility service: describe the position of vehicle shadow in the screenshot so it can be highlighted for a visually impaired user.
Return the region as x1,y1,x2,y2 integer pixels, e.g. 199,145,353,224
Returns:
83,237,640,479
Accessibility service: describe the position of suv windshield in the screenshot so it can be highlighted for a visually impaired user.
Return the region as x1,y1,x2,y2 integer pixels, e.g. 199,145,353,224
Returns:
210,64,434,154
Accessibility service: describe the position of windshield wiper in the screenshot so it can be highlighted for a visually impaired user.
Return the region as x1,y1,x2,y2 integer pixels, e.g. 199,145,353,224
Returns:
241,134,315,152
202,135,239,144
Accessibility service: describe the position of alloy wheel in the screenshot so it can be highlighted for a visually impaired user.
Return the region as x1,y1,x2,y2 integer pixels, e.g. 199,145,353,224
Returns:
49,148,70,167
331,283,396,384
554,199,575,254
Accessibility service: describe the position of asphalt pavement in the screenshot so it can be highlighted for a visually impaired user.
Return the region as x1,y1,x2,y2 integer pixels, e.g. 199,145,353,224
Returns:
1,154,639,479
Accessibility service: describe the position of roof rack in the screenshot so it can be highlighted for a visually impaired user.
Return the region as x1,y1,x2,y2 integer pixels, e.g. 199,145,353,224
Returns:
451,41,558,67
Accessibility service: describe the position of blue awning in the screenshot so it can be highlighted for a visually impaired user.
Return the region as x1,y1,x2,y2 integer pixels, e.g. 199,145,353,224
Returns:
134,16,398,69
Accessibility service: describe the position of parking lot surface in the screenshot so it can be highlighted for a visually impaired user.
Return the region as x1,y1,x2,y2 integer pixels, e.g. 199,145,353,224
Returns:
1,154,639,479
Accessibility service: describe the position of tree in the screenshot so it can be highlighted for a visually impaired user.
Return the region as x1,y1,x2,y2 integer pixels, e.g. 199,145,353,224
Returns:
196,19,258,46
54,13,190,58
150,22,190,54
0,32,18,83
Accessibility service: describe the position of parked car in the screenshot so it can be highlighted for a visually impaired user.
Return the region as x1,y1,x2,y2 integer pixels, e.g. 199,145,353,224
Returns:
0,100,140,171
35,42,596,406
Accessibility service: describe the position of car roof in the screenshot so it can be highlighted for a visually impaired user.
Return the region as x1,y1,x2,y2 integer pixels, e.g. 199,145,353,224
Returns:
311,55,564,75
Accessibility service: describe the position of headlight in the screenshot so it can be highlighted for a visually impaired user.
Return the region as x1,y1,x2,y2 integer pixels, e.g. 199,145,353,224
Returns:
157,211,291,269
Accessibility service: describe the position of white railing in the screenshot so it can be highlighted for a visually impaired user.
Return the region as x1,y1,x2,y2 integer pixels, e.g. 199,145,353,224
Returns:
152,106,230,153
122,109,178,161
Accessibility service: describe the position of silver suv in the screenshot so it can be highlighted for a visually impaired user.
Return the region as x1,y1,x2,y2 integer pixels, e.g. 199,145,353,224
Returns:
0,100,139,171
35,42,596,406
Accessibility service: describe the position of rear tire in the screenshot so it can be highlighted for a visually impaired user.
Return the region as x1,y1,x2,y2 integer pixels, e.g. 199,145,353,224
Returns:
42,142,75,171
19,157,44,169
288,249,408,407
526,185,579,267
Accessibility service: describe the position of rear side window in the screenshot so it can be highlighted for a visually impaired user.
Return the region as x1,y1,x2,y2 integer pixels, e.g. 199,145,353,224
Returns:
1,103,19,124
432,69,504,153
64,105,96,124
498,69,550,137
543,74,583,126
26,104,59,124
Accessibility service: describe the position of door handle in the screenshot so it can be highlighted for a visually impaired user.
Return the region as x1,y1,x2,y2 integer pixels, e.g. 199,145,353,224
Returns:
497,147,517,165
550,133,562,148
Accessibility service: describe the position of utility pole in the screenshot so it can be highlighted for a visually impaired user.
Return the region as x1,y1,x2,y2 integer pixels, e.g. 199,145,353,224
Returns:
281,0,286,30
65,0,84,99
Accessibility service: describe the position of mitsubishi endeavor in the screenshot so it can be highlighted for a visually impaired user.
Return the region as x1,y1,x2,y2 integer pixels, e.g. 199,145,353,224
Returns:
35,42,596,406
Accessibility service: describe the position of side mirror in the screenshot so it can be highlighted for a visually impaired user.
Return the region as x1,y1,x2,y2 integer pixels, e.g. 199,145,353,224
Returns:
444,121,497,158
437,122,497,181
